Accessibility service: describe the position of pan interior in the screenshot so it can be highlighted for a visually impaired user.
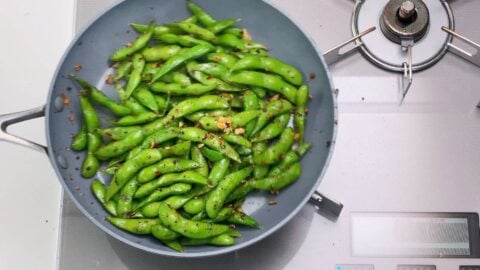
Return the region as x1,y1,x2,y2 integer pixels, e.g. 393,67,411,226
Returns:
46,0,335,257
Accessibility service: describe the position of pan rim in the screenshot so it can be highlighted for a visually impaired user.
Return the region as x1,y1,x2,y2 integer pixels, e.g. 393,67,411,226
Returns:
45,0,338,258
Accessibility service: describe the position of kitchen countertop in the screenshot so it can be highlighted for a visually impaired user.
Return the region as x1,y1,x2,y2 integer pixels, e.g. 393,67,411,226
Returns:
0,1,74,269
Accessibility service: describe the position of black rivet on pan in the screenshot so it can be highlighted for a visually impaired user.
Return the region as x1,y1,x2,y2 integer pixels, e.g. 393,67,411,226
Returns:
57,155,68,169
54,96,65,112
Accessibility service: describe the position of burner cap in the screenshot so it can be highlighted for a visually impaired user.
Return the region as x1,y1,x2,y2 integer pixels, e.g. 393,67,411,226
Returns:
352,0,454,72
380,0,429,44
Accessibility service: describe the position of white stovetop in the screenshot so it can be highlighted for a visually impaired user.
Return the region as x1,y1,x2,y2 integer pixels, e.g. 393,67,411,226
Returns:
2,0,480,269
0,1,73,269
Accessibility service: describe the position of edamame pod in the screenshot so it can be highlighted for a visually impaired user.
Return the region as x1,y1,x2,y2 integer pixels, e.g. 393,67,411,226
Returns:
183,197,206,215
251,162,301,191
135,171,207,198
252,113,291,142
253,128,295,165
226,211,260,228
232,55,303,85
106,149,163,200
136,183,192,209
125,54,146,98
132,84,159,112
110,23,155,61
294,85,309,145
206,167,252,218
116,177,139,217
198,110,260,132
228,71,297,103
252,99,293,135
142,45,182,61
71,125,87,151
180,234,235,246
158,202,230,239
191,146,209,177
107,217,159,234
95,129,145,160
137,158,200,183
151,82,217,96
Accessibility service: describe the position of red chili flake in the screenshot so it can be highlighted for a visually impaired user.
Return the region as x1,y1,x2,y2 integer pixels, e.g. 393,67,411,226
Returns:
105,74,113,85
308,72,316,81
68,114,75,123
60,93,70,105
74,65,82,71
75,187,80,191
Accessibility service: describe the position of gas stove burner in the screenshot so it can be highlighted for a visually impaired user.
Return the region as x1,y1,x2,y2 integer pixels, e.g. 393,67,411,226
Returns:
380,0,429,44
352,0,454,72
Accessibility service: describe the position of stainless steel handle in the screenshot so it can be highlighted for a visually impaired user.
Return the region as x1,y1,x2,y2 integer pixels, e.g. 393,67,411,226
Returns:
0,105,47,154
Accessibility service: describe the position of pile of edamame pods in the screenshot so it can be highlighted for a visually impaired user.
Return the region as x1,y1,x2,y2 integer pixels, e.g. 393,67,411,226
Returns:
70,1,312,252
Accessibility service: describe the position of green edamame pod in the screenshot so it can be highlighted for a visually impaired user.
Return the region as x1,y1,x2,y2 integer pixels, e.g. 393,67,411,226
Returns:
187,1,216,27
251,162,301,191
158,141,192,158
200,147,224,162
250,86,267,99
208,158,230,187
114,61,133,82
242,90,259,138
228,71,297,103
116,177,139,217
125,54,146,98
222,134,251,148
165,241,184,252
180,233,235,246
151,224,180,241
163,185,206,209
151,44,214,83
135,170,207,198
159,72,192,87
158,202,230,239
268,151,299,177
223,27,243,37
132,84,158,113
226,211,260,228
177,127,241,163
187,61,229,81
252,99,293,135
235,145,252,156
142,45,182,61
252,113,291,142
296,143,312,156
79,96,100,132
190,211,206,221
183,197,206,215
140,202,162,218
107,217,159,234
106,149,163,200
206,52,238,68
116,111,159,126
191,146,209,177
97,126,141,141
215,34,267,51
186,64,243,92
136,183,192,209
252,142,269,179
130,23,177,37
82,132,102,178
206,167,253,218
71,125,87,151
91,179,117,216
253,128,295,165
208,19,238,34
156,33,211,47
225,182,253,203
231,55,303,86
74,77,132,116
95,129,145,160
172,22,216,41
294,85,309,144
162,95,229,125
137,157,200,183
110,23,155,61
184,109,232,122
151,82,217,96
208,207,234,223
198,110,260,132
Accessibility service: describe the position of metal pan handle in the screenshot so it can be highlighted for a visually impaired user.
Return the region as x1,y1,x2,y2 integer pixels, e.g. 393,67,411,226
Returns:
0,105,47,154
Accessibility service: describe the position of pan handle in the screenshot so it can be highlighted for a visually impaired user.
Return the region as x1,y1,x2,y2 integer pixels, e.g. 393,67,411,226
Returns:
0,105,47,154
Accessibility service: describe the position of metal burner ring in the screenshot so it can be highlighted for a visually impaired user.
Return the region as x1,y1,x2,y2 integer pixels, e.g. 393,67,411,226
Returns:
352,0,454,72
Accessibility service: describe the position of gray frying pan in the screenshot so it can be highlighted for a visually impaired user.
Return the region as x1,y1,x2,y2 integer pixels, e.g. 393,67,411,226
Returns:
0,0,336,257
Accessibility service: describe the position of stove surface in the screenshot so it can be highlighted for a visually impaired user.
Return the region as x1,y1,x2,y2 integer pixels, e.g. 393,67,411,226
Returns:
58,0,480,269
